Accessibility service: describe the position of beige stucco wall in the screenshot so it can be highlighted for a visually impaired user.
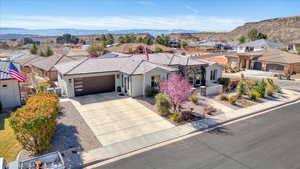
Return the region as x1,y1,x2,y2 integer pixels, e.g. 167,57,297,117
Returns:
130,75,143,97
227,57,239,68
205,63,223,86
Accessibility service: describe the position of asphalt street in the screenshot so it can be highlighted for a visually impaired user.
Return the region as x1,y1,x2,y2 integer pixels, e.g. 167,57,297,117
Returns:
93,102,300,169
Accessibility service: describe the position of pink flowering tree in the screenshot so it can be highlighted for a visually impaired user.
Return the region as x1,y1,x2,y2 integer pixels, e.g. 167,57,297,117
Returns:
160,73,192,113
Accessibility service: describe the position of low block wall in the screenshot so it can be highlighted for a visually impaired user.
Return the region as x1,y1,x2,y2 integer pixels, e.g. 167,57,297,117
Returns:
198,84,223,96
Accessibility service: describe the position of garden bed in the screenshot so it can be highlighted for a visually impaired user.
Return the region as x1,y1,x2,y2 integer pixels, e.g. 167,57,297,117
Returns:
212,93,257,110
135,96,223,126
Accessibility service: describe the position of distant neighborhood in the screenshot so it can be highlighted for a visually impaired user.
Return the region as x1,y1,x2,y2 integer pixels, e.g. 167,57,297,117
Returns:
1,14,300,169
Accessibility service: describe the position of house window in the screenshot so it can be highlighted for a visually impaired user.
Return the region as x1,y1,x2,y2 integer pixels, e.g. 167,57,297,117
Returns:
210,70,217,80
151,75,160,88
187,72,194,84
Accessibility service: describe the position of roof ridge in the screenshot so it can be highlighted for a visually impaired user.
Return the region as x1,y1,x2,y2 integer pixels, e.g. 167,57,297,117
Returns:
64,57,89,75
169,54,175,65
49,54,65,71
130,59,145,75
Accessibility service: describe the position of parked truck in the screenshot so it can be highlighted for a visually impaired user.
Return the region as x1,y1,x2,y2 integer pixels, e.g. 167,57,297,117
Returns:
0,152,65,169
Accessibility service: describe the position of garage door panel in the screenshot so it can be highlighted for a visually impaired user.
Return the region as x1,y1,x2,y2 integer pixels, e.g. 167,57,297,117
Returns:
75,75,115,96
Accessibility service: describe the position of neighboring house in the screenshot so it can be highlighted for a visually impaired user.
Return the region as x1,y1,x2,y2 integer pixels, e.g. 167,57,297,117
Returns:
169,38,181,48
226,49,300,73
288,40,300,52
237,39,286,53
30,54,84,82
197,56,228,66
226,41,240,51
55,53,223,97
107,43,174,54
199,41,226,49
0,61,21,108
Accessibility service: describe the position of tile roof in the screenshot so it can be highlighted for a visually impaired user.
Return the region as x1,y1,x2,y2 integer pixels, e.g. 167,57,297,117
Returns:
132,60,176,75
55,53,206,75
30,54,77,71
197,56,227,65
13,54,42,66
257,49,300,64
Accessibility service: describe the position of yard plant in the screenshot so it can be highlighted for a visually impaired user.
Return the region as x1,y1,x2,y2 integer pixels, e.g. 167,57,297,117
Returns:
145,86,159,97
190,95,198,104
220,94,229,101
229,97,237,104
171,113,181,122
236,80,247,96
9,92,59,155
155,93,171,116
248,90,260,101
160,73,192,113
266,86,274,96
255,80,267,97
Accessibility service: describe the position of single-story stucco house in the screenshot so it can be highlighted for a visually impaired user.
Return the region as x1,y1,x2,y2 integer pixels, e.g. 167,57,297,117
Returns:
237,39,287,53
226,49,300,73
55,53,223,97
0,61,21,108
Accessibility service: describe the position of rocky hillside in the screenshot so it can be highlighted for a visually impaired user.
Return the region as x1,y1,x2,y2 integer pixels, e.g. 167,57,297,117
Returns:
190,16,300,43
227,15,300,43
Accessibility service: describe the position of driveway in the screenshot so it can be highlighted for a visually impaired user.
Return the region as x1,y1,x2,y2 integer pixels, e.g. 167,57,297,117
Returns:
65,93,174,146
94,102,300,169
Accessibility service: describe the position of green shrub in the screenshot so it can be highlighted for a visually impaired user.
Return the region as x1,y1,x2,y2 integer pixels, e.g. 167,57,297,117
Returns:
155,93,171,115
229,97,237,104
220,94,229,101
218,78,230,91
35,82,51,92
255,80,267,97
266,86,274,96
145,86,159,97
248,90,260,101
190,95,198,104
9,92,59,155
171,113,181,122
236,80,247,96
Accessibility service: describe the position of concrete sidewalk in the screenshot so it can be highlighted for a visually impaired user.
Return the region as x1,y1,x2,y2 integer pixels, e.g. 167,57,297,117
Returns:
80,89,300,166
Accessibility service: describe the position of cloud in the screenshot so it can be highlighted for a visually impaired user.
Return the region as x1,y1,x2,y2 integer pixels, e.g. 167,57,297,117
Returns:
0,15,247,32
185,5,200,14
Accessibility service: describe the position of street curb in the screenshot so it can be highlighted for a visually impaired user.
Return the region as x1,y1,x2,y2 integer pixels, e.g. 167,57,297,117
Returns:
82,91,300,168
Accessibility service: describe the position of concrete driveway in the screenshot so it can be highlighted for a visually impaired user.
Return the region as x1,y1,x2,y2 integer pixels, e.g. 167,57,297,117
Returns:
65,93,174,146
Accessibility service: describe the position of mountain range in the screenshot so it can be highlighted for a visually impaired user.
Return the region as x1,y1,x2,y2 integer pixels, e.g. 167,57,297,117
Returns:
0,28,197,39
192,15,300,43
1,15,300,43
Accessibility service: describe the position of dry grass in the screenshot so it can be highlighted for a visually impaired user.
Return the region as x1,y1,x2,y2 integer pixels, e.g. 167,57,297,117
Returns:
0,113,22,162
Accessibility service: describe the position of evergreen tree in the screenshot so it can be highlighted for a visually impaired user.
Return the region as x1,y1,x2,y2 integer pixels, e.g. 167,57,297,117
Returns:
45,47,53,56
30,44,38,54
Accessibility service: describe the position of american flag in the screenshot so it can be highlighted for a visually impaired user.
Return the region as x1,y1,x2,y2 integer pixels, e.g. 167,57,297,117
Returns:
144,46,149,60
8,62,26,82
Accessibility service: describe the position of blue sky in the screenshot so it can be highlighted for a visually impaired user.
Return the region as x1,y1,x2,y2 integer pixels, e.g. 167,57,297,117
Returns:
0,0,299,31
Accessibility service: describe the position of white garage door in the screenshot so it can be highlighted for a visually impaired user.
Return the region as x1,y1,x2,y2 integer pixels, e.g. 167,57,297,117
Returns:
0,80,21,108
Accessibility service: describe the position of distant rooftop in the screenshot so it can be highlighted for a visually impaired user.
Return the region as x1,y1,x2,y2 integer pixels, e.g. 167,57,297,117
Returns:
239,39,287,48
